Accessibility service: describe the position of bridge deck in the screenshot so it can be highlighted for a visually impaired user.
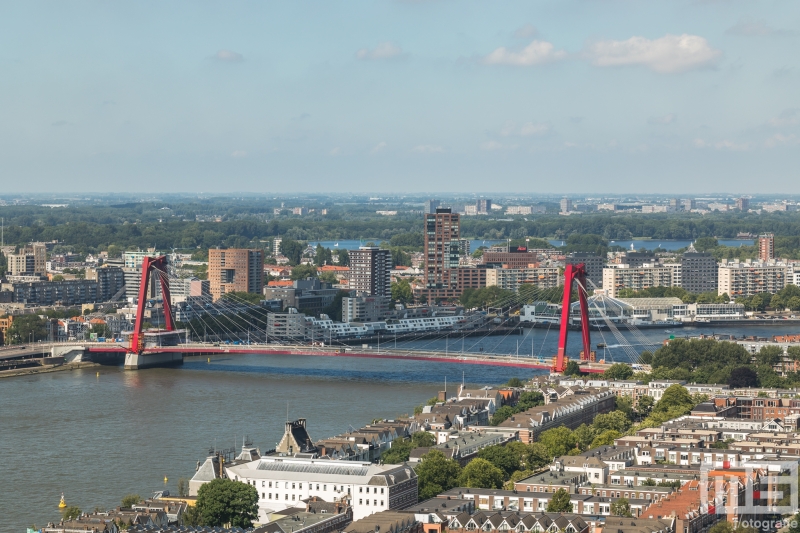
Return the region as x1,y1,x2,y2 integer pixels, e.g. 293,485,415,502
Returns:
85,342,612,373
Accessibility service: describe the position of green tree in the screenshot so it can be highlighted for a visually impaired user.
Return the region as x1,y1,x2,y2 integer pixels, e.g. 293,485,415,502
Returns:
222,291,264,305
391,279,413,304
591,430,622,448
573,424,597,450
526,443,552,470
516,391,545,410
181,505,204,526
477,444,524,478
756,345,783,368
637,395,655,417
62,506,82,520
490,405,516,426
506,377,524,388
280,239,305,265
382,438,414,464
458,458,504,489
411,431,436,447
4,314,48,344
604,363,634,380
195,478,259,528
610,497,633,517
593,411,632,434
121,494,141,508
615,396,635,421
415,450,463,501
336,249,350,266
538,426,577,458
728,366,758,388
546,488,573,512
291,263,318,280
564,360,582,376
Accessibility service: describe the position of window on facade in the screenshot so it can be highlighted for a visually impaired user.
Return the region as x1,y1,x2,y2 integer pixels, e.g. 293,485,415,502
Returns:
359,499,363,505
292,483,296,489
269,482,272,488
366,499,370,505
381,488,384,494
292,495,296,501
261,493,264,499
381,500,384,506
324,485,327,491
299,483,302,489
285,494,288,500
359,487,363,493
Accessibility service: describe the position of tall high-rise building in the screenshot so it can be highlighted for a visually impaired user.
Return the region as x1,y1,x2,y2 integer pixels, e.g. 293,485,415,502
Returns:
476,199,492,214
348,246,391,296
566,252,606,288
7,242,47,276
681,199,697,211
736,198,750,211
759,233,775,262
681,244,717,294
423,208,461,300
423,199,440,214
669,198,681,210
560,198,573,213
208,248,264,300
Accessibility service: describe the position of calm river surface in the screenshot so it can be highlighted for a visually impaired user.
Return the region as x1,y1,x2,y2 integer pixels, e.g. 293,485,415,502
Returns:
3,322,798,530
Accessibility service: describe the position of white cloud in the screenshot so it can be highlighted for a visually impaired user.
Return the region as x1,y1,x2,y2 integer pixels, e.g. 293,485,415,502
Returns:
648,113,677,125
727,17,788,36
765,134,800,147
412,144,444,153
356,42,403,60
213,49,243,62
481,141,504,151
694,138,749,151
371,141,387,153
499,121,551,137
586,34,721,73
329,147,340,156
483,40,566,66
231,150,247,158
519,122,550,136
767,109,800,128
514,24,538,39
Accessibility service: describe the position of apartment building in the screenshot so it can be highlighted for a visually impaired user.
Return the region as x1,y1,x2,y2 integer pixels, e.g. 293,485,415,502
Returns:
717,259,787,297
349,247,391,297
681,247,717,294
602,265,675,298
7,242,47,276
422,208,461,301
208,248,264,300
759,233,775,261
485,267,561,292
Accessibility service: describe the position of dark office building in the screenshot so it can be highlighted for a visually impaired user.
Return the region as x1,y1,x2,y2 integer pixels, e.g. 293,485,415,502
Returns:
681,251,718,294
566,253,606,288
623,252,657,268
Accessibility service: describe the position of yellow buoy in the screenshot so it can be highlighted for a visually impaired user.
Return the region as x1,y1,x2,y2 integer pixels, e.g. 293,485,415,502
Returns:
59,493,67,508
96,372,100,377
164,476,168,483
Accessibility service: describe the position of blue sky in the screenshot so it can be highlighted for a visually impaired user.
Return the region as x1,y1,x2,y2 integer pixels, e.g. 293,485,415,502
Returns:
1,1,798,194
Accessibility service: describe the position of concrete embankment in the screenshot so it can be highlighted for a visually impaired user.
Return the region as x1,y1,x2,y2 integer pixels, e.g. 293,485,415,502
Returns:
0,361,100,379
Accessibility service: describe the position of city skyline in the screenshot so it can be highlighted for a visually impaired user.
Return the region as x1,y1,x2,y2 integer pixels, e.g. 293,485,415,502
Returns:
1,1,798,193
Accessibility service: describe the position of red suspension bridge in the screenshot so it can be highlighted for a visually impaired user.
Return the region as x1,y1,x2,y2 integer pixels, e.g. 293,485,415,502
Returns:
90,256,634,373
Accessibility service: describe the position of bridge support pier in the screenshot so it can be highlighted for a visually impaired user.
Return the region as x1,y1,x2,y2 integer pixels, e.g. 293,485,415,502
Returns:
124,352,184,370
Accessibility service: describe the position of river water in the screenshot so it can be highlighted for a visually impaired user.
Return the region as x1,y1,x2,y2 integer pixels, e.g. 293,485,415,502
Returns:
3,323,798,530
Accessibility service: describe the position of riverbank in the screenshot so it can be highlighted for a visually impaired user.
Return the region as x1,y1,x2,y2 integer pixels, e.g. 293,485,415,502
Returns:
0,360,99,379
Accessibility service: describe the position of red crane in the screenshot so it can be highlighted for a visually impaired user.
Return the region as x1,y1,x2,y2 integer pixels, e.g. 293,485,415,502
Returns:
553,263,593,373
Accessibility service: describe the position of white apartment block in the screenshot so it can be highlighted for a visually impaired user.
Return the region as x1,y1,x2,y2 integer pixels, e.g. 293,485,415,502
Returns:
223,456,418,522
641,205,675,214
602,265,675,298
485,267,562,292
661,263,682,288
505,206,533,215
717,260,788,297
